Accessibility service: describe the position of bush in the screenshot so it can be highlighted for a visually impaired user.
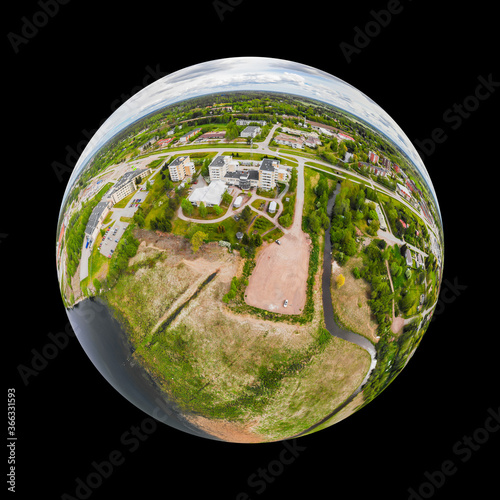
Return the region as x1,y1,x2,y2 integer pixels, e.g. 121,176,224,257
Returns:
352,267,361,279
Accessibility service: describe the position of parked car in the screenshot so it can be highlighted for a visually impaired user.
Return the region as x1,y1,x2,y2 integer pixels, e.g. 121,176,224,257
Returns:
276,240,281,245
283,299,288,307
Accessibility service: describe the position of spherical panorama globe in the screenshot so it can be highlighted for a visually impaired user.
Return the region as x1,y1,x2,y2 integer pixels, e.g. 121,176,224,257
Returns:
56,56,444,443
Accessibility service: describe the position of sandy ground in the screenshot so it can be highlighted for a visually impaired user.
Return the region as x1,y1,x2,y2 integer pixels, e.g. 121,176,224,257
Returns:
183,415,266,443
245,230,311,315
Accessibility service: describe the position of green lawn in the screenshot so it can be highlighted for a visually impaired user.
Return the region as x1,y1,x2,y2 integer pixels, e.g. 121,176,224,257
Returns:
265,227,284,241
113,191,138,209
249,216,275,235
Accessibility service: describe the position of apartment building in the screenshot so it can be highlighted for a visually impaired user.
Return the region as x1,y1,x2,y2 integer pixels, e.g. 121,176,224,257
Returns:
168,156,195,182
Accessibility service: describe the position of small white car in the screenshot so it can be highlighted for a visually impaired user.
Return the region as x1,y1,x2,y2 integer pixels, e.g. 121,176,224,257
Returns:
283,299,288,308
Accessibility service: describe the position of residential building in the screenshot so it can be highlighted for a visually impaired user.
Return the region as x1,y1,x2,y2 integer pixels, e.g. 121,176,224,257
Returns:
304,136,321,148
198,131,226,140
139,136,158,152
405,247,413,267
84,200,112,243
224,170,259,190
240,126,261,138
307,120,337,134
337,132,355,142
157,138,173,147
397,183,412,200
209,155,240,181
236,119,267,126
107,168,152,204
209,156,284,191
168,156,195,182
380,157,392,168
179,128,201,143
358,162,387,177
368,151,379,163
259,158,278,190
188,180,227,207
280,127,302,136
276,168,290,182
274,133,304,149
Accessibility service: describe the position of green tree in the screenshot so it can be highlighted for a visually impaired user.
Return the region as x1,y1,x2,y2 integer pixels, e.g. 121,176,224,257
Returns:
222,192,232,205
181,198,193,216
199,202,207,218
190,231,207,253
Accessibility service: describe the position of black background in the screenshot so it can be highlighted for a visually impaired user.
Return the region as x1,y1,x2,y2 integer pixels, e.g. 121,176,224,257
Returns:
5,1,497,499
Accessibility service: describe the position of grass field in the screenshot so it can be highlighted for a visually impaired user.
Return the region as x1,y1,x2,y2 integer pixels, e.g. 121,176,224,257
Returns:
330,256,379,342
113,191,138,209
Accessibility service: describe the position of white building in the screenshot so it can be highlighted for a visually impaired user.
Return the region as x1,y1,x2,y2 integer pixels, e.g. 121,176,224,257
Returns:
397,183,412,201
233,195,243,208
258,158,278,190
84,200,112,243
236,119,267,126
188,180,227,207
208,155,240,181
168,156,195,182
269,201,277,214
274,133,304,149
240,126,261,138
107,168,152,204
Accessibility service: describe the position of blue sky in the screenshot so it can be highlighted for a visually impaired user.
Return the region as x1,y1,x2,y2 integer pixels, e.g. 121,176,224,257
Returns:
62,56,440,218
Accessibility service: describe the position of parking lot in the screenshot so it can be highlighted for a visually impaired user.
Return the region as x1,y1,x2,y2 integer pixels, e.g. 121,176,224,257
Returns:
98,190,148,258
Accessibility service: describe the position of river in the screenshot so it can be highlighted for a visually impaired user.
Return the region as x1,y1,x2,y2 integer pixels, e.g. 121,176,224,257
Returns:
293,183,378,437
66,297,220,440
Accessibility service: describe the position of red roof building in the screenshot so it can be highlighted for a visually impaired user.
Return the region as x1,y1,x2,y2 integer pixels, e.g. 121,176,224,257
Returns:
157,138,173,147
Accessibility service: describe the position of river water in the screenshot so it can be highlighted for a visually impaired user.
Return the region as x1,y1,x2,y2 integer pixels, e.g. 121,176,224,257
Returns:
66,298,219,440
293,183,378,437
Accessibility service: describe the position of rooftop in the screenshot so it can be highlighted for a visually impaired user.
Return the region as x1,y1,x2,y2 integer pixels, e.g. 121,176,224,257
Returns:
260,158,279,172
85,201,109,236
188,180,227,206
210,155,229,167
108,168,147,195
169,156,188,167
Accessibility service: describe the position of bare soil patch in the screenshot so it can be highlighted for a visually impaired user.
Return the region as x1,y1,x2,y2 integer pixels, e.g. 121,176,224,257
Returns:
245,230,311,315
184,415,265,443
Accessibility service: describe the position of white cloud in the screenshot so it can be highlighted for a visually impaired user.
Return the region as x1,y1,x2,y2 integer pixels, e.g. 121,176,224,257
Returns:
62,57,440,221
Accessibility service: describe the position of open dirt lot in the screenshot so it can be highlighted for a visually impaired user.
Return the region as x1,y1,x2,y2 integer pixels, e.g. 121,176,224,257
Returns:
244,230,311,315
